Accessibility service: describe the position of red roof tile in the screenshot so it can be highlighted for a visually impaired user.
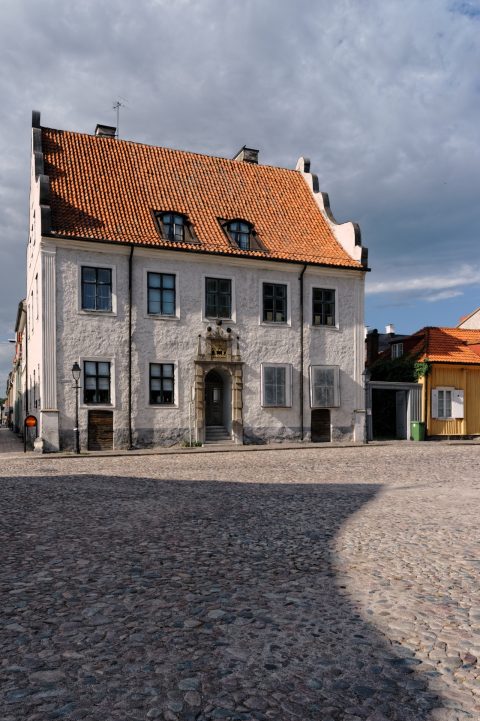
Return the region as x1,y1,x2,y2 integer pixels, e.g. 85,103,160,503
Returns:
41,128,362,269
411,327,480,364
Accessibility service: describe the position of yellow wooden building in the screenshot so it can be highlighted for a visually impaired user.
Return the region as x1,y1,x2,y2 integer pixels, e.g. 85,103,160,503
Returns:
412,328,480,437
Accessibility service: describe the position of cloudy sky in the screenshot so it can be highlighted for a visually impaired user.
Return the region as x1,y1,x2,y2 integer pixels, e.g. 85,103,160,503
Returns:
1,0,479,389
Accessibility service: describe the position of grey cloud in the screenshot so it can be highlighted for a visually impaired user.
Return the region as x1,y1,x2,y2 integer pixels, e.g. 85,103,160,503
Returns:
0,0,479,386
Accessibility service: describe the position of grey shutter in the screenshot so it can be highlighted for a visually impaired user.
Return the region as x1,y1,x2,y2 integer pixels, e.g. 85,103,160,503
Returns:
311,367,336,407
431,389,439,419
452,389,464,419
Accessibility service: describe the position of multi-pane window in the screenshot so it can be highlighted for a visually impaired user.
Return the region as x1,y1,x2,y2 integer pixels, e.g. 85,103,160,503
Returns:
147,272,176,315
262,364,291,407
226,220,251,250
391,342,403,359
205,277,232,319
149,363,174,405
160,213,185,242
437,389,452,419
84,361,111,404
81,267,112,311
312,288,335,326
263,283,287,323
310,366,340,408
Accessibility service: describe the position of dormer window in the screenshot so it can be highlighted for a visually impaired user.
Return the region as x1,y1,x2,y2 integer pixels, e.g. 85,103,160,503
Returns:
160,213,186,242
225,220,252,250
391,342,404,359
155,211,198,244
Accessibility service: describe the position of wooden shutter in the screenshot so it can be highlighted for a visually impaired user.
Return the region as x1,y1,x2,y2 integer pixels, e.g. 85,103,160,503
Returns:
310,366,340,408
452,389,464,419
431,389,439,419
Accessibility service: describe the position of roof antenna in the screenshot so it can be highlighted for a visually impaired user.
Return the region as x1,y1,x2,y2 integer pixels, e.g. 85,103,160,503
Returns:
112,98,128,139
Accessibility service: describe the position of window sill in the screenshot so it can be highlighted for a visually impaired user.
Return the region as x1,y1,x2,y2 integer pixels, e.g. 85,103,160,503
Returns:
261,404,292,409
311,324,340,331
145,314,180,321
148,404,179,409
310,405,340,409
81,404,115,410
204,317,236,325
78,310,117,317
259,321,290,328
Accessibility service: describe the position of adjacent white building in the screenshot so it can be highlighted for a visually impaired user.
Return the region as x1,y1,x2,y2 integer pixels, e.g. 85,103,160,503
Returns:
25,111,368,451
457,307,480,330
5,300,27,432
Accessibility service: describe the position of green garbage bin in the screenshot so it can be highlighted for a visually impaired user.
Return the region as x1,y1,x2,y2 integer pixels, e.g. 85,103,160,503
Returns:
411,421,425,441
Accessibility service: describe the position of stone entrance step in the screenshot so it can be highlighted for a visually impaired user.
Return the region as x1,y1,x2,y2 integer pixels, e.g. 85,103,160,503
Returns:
205,426,233,444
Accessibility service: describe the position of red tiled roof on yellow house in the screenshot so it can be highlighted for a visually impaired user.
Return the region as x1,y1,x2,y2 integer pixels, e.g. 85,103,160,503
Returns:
35,116,367,270
409,327,480,364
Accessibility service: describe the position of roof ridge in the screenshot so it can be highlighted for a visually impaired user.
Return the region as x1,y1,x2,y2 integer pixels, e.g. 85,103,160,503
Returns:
41,126,299,174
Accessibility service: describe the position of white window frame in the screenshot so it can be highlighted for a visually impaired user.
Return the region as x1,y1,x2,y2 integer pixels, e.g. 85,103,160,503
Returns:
391,342,404,359
143,268,180,320
259,279,291,327
202,273,236,323
309,365,340,408
310,285,339,329
78,263,117,316
432,387,464,419
79,356,116,409
146,360,179,409
261,363,292,408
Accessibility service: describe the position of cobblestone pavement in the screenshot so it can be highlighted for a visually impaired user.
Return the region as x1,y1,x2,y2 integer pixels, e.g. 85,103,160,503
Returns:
0,427,25,454
1,444,479,721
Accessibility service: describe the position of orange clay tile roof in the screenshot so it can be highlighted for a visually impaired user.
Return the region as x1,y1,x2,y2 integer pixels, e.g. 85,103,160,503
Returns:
41,128,362,269
408,327,480,364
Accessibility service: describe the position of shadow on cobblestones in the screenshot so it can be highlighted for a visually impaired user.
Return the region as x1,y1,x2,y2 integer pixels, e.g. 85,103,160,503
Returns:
1,474,445,721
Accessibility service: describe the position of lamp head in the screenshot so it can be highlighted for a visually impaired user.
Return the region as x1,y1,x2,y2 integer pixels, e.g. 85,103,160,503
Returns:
71,362,81,382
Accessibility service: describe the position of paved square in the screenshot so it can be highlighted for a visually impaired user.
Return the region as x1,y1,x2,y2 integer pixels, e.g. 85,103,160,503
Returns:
1,444,479,720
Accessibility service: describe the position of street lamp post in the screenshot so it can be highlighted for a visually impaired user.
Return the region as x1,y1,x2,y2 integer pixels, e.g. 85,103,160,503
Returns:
71,362,81,454
362,368,371,445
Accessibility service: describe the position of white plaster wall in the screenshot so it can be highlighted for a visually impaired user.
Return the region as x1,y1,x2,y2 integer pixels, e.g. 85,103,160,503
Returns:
53,241,366,449
458,310,480,329
304,268,365,440
55,244,130,450
25,159,44,436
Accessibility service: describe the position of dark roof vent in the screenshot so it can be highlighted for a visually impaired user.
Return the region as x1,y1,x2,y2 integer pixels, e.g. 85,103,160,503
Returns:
95,124,116,138
232,145,259,164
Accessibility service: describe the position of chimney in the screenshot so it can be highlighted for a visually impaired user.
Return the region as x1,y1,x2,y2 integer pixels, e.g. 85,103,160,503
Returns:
95,124,116,138
232,145,259,164
366,329,379,366
385,323,395,335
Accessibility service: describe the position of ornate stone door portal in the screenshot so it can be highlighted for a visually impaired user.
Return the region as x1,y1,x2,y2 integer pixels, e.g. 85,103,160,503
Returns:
194,325,244,444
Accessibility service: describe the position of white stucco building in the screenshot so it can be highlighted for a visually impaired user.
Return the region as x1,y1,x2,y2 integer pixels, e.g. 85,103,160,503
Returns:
26,111,368,451
5,300,27,433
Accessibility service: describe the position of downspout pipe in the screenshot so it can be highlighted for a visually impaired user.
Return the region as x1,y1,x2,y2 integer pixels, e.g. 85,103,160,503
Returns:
25,318,29,417
128,246,134,449
299,264,307,440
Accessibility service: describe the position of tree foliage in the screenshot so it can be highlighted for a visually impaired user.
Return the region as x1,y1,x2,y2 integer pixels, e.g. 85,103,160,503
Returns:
368,356,416,382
